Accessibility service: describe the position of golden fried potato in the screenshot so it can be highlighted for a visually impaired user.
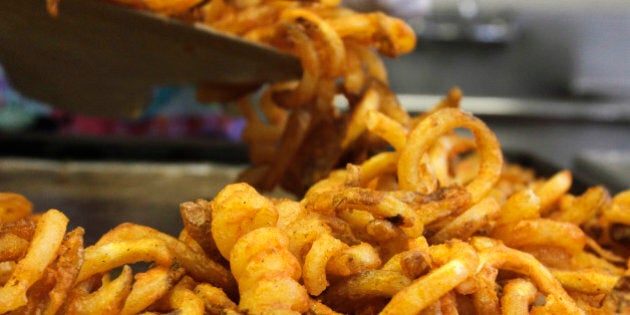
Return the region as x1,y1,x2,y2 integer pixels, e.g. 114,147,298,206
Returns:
0,192,32,224
0,209,68,313
64,265,133,315
0,232,29,262
211,183,278,259
96,223,237,297
121,266,185,315
194,283,240,314
77,238,173,283
230,227,309,314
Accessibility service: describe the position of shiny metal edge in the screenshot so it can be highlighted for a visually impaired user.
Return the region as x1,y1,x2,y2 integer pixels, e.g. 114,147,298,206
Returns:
395,94,630,122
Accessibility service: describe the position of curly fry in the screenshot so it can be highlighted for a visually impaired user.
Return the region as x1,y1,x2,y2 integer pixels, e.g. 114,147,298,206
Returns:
399,108,503,203
0,209,68,313
230,227,309,313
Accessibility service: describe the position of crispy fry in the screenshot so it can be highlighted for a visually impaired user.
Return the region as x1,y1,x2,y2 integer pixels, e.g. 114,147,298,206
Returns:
381,240,479,314
44,227,85,315
308,299,343,315
320,270,412,312
179,199,223,262
430,197,500,244
398,108,503,203
0,209,68,313
162,279,206,315
0,261,14,285
230,227,309,313
11,227,84,315
121,266,185,315
471,265,500,314
211,183,278,259
65,265,133,315
342,86,380,148
534,170,573,214
381,257,472,314
366,110,408,151
550,268,620,295
495,188,540,226
77,238,172,283
500,278,538,315
326,242,381,276
0,192,32,224
0,232,29,262
303,233,347,295
550,186,609,225
95,223,238,297
472,237,583,313
195,283,239,314
0,216,38,241
491,218,586,256
606,190,630,225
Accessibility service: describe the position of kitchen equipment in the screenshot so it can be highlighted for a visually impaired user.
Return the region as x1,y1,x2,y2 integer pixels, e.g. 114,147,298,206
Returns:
0,0,302,118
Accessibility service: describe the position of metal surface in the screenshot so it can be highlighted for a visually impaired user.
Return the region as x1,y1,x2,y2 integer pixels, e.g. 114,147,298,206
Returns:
394,94,630,122
0,0,302,118
575,150,630,194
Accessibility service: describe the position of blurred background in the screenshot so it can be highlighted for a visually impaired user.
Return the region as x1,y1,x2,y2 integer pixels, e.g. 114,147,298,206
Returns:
0,0,628,234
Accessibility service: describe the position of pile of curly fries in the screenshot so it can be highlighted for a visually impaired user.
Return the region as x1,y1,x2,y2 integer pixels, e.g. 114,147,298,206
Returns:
4,0,629,313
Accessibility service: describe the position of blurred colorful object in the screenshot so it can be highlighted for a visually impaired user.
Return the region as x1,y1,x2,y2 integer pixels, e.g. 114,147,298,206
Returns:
0,64,245,141
0,65,51,132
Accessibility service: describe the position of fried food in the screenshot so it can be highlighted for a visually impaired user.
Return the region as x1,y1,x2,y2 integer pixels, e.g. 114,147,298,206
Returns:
120,266,185,315
0,209,68,313
8,0,630,312
0,192,33,224
230,227,309,313
64,264,134,314
98,0,417,195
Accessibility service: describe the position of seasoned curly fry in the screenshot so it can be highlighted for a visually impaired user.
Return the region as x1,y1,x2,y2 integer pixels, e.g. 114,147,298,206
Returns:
0,192,33,224
472,237,584,313
500,278,538,314
95,223,237,297
120,266,185,315
399,108,503,203
0,209,68,313
210,183,278,259
303,233,347,295
77,238,172,283
194,283,240,314
191,0,415,194
65,265,133,315
230,227,309,313
381,240,479,314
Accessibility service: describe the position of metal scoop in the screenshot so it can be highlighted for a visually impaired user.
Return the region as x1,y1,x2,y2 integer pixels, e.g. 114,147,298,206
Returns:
0,0,302,117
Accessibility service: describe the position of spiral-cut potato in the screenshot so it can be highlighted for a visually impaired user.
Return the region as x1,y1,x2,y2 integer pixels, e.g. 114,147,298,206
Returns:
0,209,68,313
198,0,417,195
230,227,309,314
